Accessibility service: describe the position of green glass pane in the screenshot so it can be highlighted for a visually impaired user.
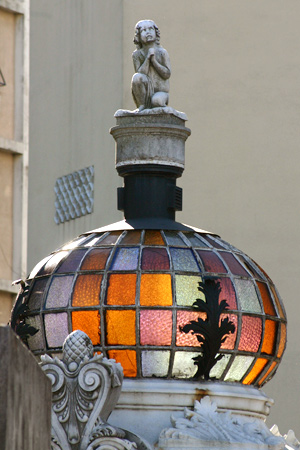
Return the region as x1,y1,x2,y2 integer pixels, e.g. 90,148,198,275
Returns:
224,355,254,382
172,351,199,378
141,351,170,377
209,354,231,379
234,279,262,313
175,275,203,306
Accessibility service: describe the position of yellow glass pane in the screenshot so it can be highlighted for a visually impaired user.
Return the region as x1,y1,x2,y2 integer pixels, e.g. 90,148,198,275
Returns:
140,274,172,306
258,361,277,386
261,320,277,355
72,310,100,345
106,274,136,305
277,323,287,358
144,230,165,245
243,358,269,385
108,350,137,377
72,274,102,306
106,310,136,345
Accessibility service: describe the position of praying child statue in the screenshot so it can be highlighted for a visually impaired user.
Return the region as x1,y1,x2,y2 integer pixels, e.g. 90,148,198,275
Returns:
131,20,171,111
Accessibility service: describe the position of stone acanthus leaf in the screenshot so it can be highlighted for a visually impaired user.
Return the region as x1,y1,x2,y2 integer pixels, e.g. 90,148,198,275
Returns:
159,396,286,449
270,425,300,450
41,330,151,450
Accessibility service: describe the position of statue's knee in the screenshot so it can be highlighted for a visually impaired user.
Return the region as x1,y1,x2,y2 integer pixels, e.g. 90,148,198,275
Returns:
132,73,147,88
151,92,169,107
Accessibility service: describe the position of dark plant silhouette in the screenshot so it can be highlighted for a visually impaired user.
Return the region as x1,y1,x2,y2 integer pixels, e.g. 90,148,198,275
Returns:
9,279,38,345
180,278,235,380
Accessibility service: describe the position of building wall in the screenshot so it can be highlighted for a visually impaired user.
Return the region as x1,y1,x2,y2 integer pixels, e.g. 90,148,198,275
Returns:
27,0,300,436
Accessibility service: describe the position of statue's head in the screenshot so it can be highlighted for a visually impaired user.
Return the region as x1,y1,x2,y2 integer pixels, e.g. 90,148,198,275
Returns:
134,20,160,49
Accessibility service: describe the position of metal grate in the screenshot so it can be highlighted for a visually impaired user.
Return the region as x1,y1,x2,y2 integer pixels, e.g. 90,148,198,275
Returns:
54,166,94,224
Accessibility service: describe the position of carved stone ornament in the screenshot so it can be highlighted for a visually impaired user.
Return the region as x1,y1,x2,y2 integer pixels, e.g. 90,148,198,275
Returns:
41,330,152,450
158,396,298,450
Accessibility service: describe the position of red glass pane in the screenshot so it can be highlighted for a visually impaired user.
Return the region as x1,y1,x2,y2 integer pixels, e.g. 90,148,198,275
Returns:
238,316,262,352
219,277,237,310
141,248,170,271
197,250,227,273
140,310,172,345
176,311,206,347
219,252,250,277
106,274,136,305
256,282,276,316
80,248,111,270
261,320,277,355
72,310,100,345
108,350,137,377
205,235,225,249
219,313,238,350
72,274,102,306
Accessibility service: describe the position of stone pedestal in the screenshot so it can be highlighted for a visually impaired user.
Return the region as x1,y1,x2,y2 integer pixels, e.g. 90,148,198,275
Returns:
0,326,52,450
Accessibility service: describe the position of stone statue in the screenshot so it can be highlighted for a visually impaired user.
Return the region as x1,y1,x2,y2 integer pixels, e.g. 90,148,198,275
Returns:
131,20,171,111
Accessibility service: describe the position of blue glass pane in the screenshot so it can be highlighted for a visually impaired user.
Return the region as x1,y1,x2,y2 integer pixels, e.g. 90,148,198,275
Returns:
170,248,200,272
110,247,139,270
46,275,74,309
164,232,186,246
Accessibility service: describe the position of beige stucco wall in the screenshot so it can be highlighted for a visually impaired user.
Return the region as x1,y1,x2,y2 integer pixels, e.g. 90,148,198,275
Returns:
27,0,300,436
122,0,300,434
0,8,15,140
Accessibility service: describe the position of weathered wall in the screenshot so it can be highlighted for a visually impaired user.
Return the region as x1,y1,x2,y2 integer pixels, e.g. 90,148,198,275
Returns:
28,0,123,270
0,326,51,450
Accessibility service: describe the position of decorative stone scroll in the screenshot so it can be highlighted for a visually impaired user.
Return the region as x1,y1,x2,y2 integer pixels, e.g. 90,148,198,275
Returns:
41,330,151,450
157,396,298,450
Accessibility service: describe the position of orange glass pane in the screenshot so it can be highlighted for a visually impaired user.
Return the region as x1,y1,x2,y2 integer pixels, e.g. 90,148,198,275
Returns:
269,285,285,319
258,361,277,386
243,358,269,385
121,231,141,244
277,323,287,358
176,311,206,347
140,274,172,306
80,248,111,270
144,230,165,246
256,282,276,316
261,320,277,355
106,310,136,345
72,274,102,306
72,310,100,345
106,274,136,305
108,349,137,377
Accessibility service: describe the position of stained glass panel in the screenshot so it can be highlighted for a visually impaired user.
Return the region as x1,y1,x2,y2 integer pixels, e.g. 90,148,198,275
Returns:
243,358,269,384
258,361,277,386
106,274,136,305
204,236,226,249
175,275,203,306
224,355,254,382
261,320,277,355
219,252,250,277
219,313,237,350
46,275,73,309
144,230,164,246
141,351,170,377
234,279,262,313
209,354,231,379
165,231,186,246
218,278,237,310
106,310,136,345
38,251,69,276
141,248,170,271
256,282,276,316
184,233,209,247
72,274,102,306
28,278,49,310
80,248,111,271
56,249,88,273
269,285,285,319
140,274,172,306
277,323,286,358
72,310,100,345
172,351,199,378
121,231,141,245
176,311,206,347
238,316,262,352
28,255,53,279
26,315,43,351
197,250,227,273
110,248,139,271
170,248,200,272
45,313,69,348
108,350,137,377
100,232,122,245
140,310,172,345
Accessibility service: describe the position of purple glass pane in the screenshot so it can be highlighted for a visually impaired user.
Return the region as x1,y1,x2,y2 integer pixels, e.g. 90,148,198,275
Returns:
37,251,69,276
219,277,237,309
141,248,170,271
28,278,49,310
46,275,74,309
110,248,139,271
56,249,89,273
197,250,227,273
100,232,122,245
219,252,250,277
45,313,69,348
204,235,226,249
170,248,200,272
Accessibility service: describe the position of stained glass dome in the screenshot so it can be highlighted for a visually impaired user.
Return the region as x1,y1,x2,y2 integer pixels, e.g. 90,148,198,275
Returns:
24,227,286,387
